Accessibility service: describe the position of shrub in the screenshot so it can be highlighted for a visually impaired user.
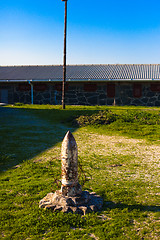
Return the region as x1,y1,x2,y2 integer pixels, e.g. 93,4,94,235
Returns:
75,110,160,127
75,110,118,126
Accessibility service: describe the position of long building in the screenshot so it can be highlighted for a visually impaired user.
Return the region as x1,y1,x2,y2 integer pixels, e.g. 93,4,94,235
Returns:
0,64,160,106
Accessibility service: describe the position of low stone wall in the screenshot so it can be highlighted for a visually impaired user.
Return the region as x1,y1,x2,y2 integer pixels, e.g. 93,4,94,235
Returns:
3,82,160,106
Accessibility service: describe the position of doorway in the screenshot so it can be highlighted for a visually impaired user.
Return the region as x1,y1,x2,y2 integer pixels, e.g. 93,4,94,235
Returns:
0,89,8,103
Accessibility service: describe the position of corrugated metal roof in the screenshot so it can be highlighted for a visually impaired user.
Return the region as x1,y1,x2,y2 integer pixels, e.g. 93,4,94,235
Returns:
0,64,160,81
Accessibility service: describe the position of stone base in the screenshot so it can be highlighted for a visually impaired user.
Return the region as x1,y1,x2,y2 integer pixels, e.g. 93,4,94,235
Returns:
39,190,103,215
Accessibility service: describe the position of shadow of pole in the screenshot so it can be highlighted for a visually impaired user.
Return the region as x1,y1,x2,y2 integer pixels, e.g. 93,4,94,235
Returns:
0,106,78,171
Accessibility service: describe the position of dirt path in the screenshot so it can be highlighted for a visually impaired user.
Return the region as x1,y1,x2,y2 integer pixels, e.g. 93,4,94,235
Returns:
77,131,160,166
73,129,160,187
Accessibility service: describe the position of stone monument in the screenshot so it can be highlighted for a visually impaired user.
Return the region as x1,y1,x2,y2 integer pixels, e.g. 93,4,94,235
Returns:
39,131,103,215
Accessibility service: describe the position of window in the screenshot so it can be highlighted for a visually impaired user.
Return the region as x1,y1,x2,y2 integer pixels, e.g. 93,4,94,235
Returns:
84,83,97,92
18,84,30,91
107,84,115,98
55,83,68,92
34,84,47,91
133,84,142,98
150,84,160,92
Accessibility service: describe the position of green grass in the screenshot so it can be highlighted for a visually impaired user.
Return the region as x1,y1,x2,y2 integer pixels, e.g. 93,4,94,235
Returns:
75,108,160,142
8,104,160,142
0,104,160,239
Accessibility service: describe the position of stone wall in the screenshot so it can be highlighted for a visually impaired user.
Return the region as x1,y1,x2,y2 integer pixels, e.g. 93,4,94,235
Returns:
115,83,160,106
55,84,108,105
13,84,52,104
55,82,160,106
2,82,160,106
14,86,31,104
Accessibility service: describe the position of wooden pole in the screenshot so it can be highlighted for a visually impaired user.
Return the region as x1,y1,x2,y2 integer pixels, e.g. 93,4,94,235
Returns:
62,0,67,109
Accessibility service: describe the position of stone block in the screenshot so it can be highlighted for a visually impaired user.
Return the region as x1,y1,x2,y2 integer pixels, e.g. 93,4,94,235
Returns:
121,98,132,105
34,94,42,101
99,99,107,105
107,99,114,105
87,96,98,105
66,93,77,99
68,99,78,105
146,92,155,98
77,97,86,102
43,93,50,99
114,98,121,105
155,101,160,106
68,86,77,91
131,99,143,106
150,97,157,102
141,97,149,104
99,94,107,99
43,99,51,104
78,102,88,105
84,93,98,98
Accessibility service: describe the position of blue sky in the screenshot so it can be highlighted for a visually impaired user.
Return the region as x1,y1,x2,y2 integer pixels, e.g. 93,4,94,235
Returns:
0,0,160,65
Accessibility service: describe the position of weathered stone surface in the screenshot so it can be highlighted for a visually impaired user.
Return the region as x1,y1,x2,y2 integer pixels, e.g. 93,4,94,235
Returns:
39,190,103,215
87,96,98,105
89,205,98,211
155,101,160,106
62,206,73,213
61,131,82,197
45,205,56,210
78,206,88,215
54,206,63,212
39,131,103,215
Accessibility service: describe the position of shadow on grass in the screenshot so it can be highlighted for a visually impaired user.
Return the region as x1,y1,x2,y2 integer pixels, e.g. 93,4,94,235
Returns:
103,201,160,213
96,190,160,213
0,106,99,172
21,106,99,125
0,106,81,171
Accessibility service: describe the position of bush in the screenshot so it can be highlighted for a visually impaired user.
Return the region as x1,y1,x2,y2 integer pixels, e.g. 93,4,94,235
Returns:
75,110,118,126
75,110,160,127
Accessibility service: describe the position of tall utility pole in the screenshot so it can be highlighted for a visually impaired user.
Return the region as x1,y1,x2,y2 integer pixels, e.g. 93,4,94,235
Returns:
62,0,68,109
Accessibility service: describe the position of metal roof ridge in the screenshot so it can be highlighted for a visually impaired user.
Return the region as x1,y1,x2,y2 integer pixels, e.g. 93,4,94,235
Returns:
0,64,63,67
1,64,160,67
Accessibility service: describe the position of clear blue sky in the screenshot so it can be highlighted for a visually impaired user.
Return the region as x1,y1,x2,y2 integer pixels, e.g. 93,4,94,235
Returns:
1,0,160,65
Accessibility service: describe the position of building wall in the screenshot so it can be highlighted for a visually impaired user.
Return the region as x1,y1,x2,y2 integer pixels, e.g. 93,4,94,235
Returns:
55,82,160,106
116,83,160,106
1,82,160,106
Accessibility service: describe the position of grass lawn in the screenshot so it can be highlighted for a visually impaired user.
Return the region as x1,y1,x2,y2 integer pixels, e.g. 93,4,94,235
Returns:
0,104,160,239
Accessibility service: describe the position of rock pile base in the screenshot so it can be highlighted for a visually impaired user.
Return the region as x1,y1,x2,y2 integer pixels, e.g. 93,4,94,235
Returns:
39,190,103,215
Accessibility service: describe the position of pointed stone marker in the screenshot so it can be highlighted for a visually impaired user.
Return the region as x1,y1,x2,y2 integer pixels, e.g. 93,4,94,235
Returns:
61,131,82,196
39,131,103,214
